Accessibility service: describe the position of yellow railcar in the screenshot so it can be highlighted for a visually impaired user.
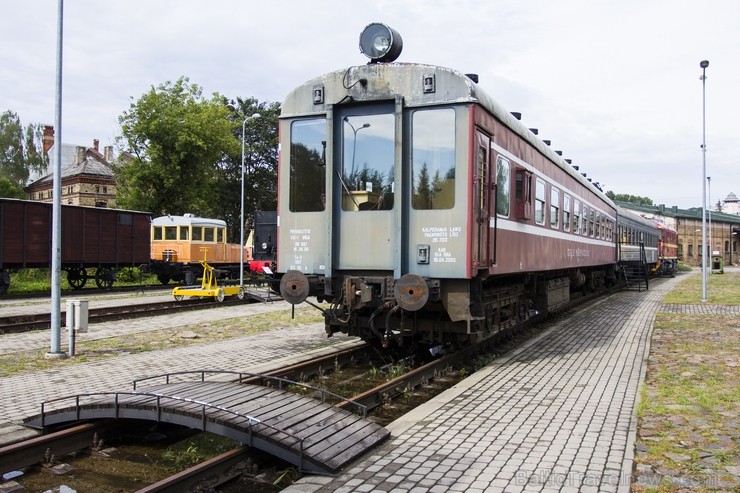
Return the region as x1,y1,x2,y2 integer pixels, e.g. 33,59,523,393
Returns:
149,214,252,285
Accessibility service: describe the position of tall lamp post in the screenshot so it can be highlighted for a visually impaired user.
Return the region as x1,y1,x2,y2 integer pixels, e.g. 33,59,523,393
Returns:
239,113,260,286
708,176,712,260
700,60,709,302
343,117,370,183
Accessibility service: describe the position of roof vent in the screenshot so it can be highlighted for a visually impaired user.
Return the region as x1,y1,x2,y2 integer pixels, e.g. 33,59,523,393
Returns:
529,128,538,135
465,73,479,83
511,112,522,120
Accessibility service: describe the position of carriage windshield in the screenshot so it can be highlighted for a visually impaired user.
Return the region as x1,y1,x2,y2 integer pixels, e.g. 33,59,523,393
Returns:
341,114,394,211
289,118,326,212
412,109,455,210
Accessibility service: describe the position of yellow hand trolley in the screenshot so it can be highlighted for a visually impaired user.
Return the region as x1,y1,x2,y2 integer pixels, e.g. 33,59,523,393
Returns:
172,260,245,302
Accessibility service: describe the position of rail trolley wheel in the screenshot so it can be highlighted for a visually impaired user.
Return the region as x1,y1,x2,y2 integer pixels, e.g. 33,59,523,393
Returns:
174,294,184,301
237,287,245,300
67,268,88,290
215,288,225,303
95,267,115,289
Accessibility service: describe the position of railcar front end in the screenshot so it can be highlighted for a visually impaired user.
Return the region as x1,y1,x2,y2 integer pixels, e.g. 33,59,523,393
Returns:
277,24,617,350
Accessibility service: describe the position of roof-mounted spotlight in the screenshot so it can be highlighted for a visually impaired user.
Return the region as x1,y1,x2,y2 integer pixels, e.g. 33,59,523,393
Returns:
359,23,403,63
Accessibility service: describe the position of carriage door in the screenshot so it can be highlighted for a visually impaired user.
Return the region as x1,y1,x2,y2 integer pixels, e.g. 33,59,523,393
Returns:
473,130,492,270
333,104,398,272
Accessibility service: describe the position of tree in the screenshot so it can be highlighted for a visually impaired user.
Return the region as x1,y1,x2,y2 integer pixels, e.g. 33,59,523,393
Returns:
0,111,28,186
220,97,280,243
605,191,654,206
0,111,49,198
115,77,237,217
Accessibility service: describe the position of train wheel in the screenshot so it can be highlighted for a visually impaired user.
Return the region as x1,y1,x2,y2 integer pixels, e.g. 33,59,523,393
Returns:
237,286,245,300
184,270,196,286
157,274,171,285
95,267,115,289
174,294,184,301
67,268,88,290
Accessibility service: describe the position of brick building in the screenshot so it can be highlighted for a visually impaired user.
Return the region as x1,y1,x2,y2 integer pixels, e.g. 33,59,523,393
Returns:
616,201,740,267
25,125,117,208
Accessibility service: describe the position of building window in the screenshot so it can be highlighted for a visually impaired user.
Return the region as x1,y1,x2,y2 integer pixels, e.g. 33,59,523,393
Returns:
688,244,693,256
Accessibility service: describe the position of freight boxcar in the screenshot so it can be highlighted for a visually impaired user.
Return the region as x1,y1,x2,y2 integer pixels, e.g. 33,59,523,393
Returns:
0,198,151,294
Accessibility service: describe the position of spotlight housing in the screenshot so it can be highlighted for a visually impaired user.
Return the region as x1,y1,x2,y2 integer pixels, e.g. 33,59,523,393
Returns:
359,23,403,63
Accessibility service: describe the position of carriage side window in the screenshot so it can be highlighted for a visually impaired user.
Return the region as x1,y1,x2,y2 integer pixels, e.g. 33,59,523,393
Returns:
153,226,163,241
192,227,202,241
589,209,595,237
534,178,546,225
412,109,455,210
290,118,326,212
165,226,177,240
550,188,560,229
179,227,189,241
573,200,580,234
563,194,571,232
514,168,532,220
204,227,215,242
582,205,588,235
496,156,510,217
594,211,601,239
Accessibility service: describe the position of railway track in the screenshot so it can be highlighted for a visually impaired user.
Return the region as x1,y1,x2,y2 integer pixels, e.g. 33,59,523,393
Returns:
1,286,608,491
0,296,267,334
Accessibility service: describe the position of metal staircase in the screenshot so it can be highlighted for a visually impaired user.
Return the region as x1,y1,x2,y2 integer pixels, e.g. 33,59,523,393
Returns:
620,242,649,292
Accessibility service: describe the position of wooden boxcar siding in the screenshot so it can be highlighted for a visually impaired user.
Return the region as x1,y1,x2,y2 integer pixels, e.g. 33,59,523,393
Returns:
0,198,151,268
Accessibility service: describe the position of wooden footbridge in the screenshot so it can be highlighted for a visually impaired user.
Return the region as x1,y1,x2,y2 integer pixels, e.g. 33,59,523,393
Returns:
23,371,390,475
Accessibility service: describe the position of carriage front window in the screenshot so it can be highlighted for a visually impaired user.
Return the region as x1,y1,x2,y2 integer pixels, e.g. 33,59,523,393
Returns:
290,118,326,212
343,113,395,211
412,109,455,210
164,226,177,240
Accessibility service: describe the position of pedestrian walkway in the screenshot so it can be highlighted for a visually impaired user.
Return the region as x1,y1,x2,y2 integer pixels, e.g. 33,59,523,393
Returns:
285,272,697,493
0,297,362,446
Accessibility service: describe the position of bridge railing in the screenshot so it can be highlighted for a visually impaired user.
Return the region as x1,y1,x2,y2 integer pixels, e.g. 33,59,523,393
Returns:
132,369,369,417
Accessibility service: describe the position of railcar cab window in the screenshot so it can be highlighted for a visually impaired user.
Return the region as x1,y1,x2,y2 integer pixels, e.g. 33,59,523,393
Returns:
550,187,560,229
290,119,326,212
496,156,510,217
343,113,395,211
165,226,177,241
535,178,546,225
412,109,455,210
180,227,188,241
192,227,202,241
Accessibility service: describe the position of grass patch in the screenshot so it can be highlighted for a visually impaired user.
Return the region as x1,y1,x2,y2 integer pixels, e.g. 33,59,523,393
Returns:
634,303,739,490
0,306,324,378
661,271,740,304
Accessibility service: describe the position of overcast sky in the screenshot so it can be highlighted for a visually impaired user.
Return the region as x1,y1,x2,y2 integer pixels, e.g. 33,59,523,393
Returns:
2,0,737,209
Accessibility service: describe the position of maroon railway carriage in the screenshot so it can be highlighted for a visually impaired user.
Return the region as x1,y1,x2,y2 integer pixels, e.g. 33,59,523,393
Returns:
277,24,617,351
0,198,151,294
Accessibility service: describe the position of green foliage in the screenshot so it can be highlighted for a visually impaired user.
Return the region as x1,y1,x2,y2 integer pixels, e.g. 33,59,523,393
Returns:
115,77,236,217
114,79,279,242
0,110,48,197
605,190,654,205
0,175,25,198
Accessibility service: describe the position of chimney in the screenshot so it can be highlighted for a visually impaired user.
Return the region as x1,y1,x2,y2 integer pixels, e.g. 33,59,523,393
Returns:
76,146,86,163
93,139,100,152
103,146,114,162
42,125,55,154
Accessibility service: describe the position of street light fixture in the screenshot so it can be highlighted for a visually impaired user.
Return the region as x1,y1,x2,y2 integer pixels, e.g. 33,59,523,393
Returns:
343,116,370,185
227,103,260,286
700,59,709,302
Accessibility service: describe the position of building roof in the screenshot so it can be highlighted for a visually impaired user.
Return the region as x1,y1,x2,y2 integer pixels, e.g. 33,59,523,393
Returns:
725,192,738,202
27,143,114,186
615,201,740,225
